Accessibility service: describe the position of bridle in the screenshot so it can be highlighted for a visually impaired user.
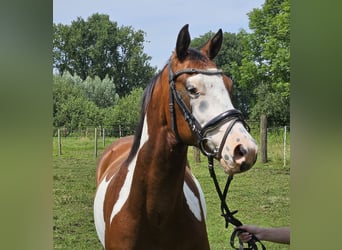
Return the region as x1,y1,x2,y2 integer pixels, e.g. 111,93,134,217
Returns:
168,59,248,158
168,60,266,250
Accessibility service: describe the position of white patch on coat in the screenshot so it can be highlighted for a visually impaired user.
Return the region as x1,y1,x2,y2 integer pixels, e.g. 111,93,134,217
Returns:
192,175,207,220
94,174,114,247
109,116,149,223
183,181,202,221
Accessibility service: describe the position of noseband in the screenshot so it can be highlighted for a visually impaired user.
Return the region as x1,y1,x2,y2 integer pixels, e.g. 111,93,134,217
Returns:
168,60,265,250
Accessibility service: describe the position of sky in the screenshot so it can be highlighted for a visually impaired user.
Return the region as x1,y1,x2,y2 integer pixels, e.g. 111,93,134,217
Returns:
53,0,264,69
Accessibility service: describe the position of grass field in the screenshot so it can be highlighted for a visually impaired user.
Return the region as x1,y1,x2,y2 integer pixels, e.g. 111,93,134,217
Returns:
53,132,290,250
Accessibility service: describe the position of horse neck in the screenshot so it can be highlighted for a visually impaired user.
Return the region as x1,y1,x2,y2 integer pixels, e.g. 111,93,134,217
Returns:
143,70,188,185
130,80,189,221
141,123,188,195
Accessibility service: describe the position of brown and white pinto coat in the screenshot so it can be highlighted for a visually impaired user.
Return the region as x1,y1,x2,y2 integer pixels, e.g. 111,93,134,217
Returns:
94,25,258,250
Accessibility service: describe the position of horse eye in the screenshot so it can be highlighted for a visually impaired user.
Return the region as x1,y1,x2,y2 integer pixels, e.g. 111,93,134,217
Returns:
186,86,199,96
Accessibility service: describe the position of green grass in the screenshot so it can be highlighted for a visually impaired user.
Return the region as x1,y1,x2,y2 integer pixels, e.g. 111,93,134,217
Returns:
53,134,290,250
188,147,290,250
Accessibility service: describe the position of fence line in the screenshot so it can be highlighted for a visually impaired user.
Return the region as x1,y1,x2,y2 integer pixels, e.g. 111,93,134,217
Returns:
54,125,290,166
53,124,137,138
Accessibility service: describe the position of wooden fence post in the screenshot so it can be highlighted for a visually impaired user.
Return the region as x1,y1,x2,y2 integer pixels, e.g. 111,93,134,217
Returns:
102,127,105,147
58,128,62,156
193,147,201,163
94,127,98,158
283,125,287,167
260,114,268,163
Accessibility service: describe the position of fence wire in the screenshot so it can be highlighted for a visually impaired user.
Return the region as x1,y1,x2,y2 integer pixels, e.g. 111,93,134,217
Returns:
53,124,137,138
53,124,290,166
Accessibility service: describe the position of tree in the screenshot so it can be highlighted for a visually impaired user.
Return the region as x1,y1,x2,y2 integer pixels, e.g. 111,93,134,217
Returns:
53,72,145,131
113,87,144,126
57,95,101,129
191,31,244,73
80,76,119,108
53,73,83,128
53,73,102,130
236,0,290,126
53,13,156,97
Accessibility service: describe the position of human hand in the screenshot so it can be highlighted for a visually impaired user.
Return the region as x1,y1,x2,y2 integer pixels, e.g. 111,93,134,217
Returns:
236,225,263,243
236,225,290,244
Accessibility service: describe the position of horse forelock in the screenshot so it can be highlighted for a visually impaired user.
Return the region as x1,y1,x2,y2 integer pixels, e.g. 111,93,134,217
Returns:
186,48,208,62
170,48,213,69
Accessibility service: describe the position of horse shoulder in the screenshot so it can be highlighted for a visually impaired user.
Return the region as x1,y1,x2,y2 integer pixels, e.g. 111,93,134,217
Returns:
94,136,134,247
96,135,134,185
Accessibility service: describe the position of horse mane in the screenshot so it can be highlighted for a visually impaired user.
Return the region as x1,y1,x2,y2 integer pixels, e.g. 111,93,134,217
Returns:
124,65,166,165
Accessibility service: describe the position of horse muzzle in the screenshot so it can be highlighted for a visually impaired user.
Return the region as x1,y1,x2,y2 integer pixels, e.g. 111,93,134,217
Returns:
217,122,258,175
199,114,258,175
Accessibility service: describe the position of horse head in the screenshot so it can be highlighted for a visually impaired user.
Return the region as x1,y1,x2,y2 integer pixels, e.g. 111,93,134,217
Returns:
167,24,258,175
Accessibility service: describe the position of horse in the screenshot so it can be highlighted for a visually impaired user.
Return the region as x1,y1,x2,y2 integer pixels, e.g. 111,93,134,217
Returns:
94,24,258,250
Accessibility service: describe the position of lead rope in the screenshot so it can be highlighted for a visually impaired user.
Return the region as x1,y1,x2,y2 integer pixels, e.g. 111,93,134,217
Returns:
207,156,266,250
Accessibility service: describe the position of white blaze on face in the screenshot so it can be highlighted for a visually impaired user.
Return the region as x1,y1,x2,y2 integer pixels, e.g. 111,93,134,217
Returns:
187,72,258,174
187,73,234,126
187,73,234,155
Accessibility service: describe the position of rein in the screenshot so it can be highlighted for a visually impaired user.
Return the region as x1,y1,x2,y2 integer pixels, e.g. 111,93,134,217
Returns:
207,156,266,250
167,61,266,250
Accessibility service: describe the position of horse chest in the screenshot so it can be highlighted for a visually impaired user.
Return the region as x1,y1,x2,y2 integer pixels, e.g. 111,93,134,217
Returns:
105,206,209,250
95,166,208,249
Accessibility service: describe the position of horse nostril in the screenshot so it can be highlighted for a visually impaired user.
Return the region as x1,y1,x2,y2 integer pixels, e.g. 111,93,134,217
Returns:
234,144,247,157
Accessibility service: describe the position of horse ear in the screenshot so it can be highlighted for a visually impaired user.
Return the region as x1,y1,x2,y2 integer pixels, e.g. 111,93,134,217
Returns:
201,29,223,60
176,24,191,61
